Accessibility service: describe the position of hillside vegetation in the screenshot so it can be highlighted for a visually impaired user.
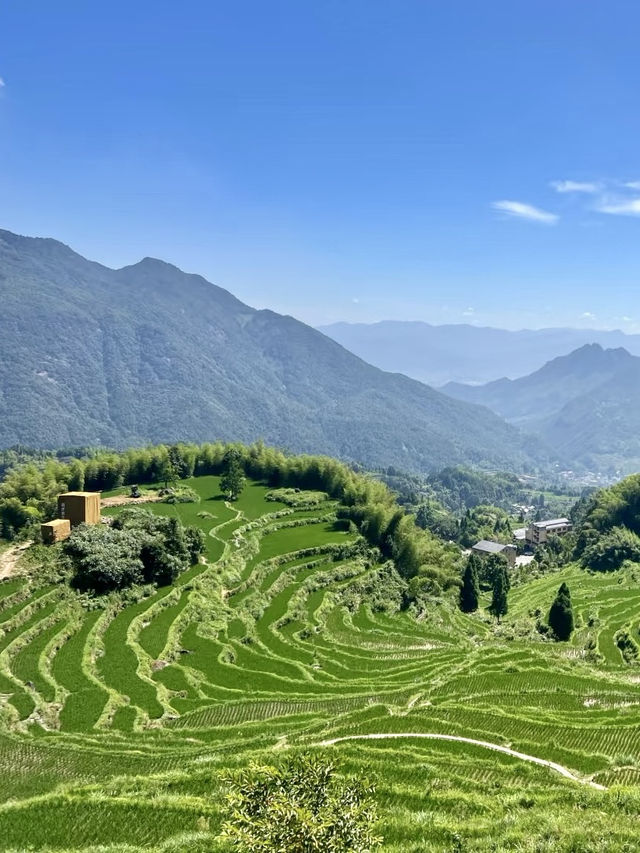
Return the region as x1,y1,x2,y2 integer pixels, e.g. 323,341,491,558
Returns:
0,447,639,849
444,344,640,473
0,228,546,473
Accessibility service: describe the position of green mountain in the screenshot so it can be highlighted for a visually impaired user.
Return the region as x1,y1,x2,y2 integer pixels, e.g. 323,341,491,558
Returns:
443,344,640,473
0,228,545,472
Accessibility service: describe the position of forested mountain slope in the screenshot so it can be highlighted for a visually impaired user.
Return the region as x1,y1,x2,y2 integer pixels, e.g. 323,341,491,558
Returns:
0,229,544,472
443,344,640,473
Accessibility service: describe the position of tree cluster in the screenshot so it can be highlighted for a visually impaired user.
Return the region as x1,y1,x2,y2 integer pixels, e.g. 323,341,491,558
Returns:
575,474,640,571
1,441,461,602
63,508,204,593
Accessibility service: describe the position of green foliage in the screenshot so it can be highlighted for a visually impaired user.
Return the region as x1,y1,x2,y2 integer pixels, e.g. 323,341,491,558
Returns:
615,629,640,664
426,466,526,514
266,488,328,508
489,562,509,622
220,449,246,501
475,552,511,591
458,505,513,548
220,753,381,852
64,508,204,593
0,459,74,538
548,582,574,641
163,486,200,504
582,526,640,572
63,525,145,592
459,555,480,613
415,499,459,541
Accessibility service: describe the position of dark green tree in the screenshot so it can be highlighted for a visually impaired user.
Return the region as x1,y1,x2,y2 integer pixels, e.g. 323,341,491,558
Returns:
220,450,246,500
548,581,574,640
459,555,480,612
162,447,181,489
489,563,509,622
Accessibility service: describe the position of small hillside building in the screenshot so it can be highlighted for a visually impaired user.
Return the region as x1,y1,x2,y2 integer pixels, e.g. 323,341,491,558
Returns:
526,518,572,547
471,539,517,567
57,492,101,528
40,518,71,544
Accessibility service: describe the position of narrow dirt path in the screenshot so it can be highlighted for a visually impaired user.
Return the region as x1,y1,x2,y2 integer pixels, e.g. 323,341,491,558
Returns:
0,542,32,580
316,732,606,790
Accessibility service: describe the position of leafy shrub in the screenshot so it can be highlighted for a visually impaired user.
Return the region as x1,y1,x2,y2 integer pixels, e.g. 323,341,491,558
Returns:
164,486,200,504
64,508,205,593
615,629,639,664
266,488,328,507
220,753,381,852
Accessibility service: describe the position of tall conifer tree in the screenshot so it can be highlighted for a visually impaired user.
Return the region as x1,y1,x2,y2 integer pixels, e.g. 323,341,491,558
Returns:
460,556,480,613
489,564,509,623
548,582,574,640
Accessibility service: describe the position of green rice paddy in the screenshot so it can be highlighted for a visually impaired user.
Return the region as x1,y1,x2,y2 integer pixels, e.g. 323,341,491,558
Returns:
0,474,639,850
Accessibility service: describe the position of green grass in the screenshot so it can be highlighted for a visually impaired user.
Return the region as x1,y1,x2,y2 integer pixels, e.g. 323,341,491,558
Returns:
0,475,640,849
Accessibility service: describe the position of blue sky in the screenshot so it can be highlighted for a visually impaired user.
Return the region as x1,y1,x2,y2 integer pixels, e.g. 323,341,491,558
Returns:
1,1,640,329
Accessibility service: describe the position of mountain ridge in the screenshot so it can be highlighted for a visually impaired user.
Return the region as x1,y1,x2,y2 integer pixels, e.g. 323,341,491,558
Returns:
0,228,545,473
442,343,640,473
318,320,640,386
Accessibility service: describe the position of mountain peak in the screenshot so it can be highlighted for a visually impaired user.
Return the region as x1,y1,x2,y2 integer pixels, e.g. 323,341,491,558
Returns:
547,342,634,373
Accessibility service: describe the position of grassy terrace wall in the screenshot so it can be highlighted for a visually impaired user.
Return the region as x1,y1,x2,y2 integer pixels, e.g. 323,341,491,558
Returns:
0,473,639,850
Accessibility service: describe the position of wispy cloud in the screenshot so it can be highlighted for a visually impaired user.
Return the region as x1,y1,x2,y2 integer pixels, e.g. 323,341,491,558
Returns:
595,197,640,216
0,78,5,88
492,200,558,225
580,312,596,320
623,181,640,190
551,180,599,194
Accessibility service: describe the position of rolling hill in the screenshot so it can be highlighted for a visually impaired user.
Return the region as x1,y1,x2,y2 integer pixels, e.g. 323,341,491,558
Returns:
443,344,640,473
0,228,545,472
318,320,640,386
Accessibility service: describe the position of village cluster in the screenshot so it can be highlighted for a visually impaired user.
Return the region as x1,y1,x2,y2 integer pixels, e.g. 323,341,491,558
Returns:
471,517,572,567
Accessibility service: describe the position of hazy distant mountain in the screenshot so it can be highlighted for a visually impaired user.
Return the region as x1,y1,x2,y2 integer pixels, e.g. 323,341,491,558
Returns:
0,228,545,473
442,344,636,428
443,344,640,473
318,321,640,386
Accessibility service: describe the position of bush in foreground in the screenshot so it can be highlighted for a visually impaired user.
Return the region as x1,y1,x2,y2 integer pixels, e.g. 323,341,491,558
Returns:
220,753,381,852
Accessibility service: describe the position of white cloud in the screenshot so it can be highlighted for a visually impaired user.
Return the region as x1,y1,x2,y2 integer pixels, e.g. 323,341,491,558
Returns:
462,307,475,316
623,181,640,190
551,180,599,194
595,197,640,216
0,78,4,88
492,200,558,225
351,297,359,304
580,312,596,320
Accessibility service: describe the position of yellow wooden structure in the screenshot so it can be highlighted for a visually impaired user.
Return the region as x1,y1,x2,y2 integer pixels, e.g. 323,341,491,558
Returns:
41,518,71,544
57,492,101,528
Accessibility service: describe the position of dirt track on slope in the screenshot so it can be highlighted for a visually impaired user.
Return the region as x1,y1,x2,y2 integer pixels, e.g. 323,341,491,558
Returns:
316,732,606,790
0,542,32,580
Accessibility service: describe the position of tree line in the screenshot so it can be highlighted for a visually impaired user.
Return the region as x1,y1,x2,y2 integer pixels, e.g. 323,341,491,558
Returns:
0,441,461,601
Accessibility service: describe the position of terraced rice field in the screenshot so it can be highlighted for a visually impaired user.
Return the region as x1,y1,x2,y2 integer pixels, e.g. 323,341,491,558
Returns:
1,475,640,850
